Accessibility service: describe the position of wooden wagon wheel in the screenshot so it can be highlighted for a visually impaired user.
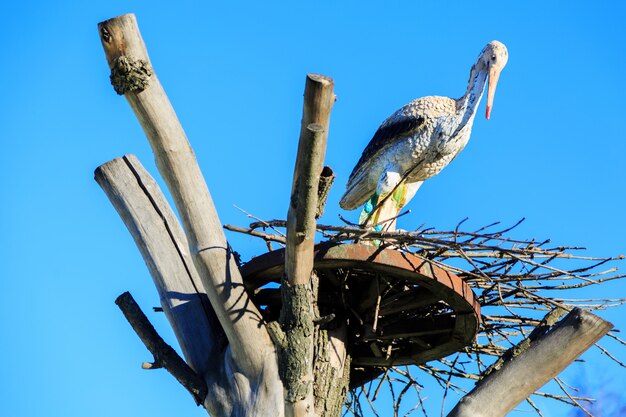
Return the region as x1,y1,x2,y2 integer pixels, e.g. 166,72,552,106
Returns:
242,242,481,386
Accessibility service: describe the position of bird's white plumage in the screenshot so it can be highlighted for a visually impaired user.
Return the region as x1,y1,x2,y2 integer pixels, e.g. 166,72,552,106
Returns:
340,41,508,216
341,96,474,210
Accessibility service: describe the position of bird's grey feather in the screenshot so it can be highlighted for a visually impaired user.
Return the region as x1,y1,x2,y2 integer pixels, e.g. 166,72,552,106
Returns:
348,114,425,180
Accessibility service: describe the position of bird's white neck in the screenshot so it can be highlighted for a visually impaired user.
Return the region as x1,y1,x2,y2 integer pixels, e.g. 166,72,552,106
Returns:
457,62,488,122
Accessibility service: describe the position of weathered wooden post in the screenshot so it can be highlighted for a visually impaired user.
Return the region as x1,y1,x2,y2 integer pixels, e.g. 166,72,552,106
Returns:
280,75,329,417
448,308,613,417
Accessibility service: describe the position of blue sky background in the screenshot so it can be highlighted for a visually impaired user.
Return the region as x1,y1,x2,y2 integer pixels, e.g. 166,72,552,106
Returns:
1,1,625,416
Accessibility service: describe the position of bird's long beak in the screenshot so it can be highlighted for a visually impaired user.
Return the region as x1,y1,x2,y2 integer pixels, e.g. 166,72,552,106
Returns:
485,67,502,120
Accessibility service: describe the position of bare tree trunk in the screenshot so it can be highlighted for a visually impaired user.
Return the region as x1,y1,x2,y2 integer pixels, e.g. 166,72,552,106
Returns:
97,14,283,416
447,308,613,417
97,15,273,372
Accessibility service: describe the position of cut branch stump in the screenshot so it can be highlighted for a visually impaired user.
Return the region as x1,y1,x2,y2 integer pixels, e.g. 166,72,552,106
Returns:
447,308,613,417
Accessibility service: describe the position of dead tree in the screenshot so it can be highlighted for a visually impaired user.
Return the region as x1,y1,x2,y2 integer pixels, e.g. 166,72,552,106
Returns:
95,14,622,417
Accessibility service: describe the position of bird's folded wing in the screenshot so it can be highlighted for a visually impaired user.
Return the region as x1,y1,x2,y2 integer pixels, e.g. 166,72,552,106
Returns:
348,113,426,181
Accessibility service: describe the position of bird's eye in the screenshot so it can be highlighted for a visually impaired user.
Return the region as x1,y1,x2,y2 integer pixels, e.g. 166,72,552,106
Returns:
491,54,497,61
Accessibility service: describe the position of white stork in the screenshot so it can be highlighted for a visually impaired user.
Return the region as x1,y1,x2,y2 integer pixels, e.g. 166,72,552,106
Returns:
339,41,509,231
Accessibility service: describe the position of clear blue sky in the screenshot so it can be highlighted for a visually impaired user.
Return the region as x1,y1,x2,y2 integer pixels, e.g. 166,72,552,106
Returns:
1,1,625,416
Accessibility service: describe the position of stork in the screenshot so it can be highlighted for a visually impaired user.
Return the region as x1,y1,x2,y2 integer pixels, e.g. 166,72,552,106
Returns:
339,41,508,231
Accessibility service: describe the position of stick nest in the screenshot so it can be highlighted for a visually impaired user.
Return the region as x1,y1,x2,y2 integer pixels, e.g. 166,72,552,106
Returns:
225,217,626,417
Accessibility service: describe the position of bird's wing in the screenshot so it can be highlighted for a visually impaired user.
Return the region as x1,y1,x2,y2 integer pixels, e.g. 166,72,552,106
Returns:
339,113,426,210
341,97,454,210
348,110,426,181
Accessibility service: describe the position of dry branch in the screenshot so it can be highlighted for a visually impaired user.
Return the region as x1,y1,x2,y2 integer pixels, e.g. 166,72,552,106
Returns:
224,224,287,244
482,307,567,377
96,155,238,415
115,291,207,405
95,155,223,375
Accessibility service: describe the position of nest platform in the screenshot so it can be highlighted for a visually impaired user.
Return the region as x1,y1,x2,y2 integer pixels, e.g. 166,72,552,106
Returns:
241,243,480,385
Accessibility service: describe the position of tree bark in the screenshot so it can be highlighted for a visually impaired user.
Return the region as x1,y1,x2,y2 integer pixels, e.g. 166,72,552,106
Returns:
310,273,351,417
97,14,283,416
447,308,613,417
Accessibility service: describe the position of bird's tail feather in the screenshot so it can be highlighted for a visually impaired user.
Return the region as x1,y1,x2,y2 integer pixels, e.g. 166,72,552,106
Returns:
340,168,374,210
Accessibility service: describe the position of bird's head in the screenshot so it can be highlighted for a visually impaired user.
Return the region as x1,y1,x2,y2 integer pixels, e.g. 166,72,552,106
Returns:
481,40,508,119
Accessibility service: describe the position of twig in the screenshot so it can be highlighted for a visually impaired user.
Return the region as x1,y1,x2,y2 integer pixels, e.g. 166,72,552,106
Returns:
224,224,287,244
235,205,287,237
554,377,593,417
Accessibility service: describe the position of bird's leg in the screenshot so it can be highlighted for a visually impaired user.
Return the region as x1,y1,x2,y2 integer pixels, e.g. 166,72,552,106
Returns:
383,184,407,231
383,180,423,232
359,168,405,233
377,182,411,232
359,178,423,234
357,193,387,246
358,193,380,229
